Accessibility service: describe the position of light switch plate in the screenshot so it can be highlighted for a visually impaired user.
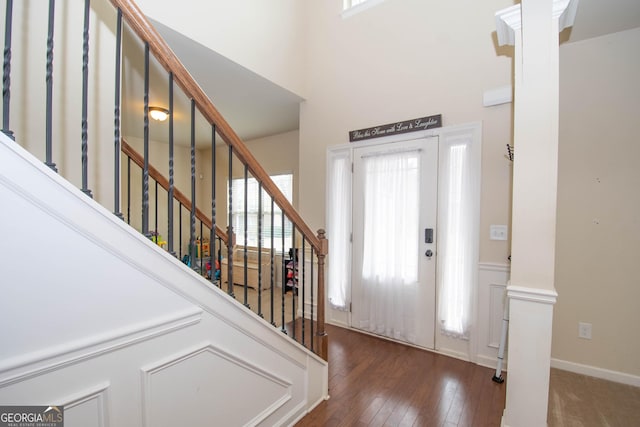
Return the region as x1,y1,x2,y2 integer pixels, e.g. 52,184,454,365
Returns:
490,225,508,241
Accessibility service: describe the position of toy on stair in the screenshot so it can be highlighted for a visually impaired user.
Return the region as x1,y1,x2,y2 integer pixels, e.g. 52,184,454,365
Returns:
195,238,210,258
149,231,167,249
205,259,221,281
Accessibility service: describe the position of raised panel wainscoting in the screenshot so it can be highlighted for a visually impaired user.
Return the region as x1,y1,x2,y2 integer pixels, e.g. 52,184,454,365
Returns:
0,133,328,427
476,263,510,369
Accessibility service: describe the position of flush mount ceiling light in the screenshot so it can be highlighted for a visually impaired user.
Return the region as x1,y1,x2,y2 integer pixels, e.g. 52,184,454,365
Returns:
149,106,169,122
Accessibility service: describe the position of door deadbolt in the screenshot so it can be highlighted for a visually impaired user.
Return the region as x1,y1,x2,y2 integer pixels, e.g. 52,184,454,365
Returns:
425,249,433,258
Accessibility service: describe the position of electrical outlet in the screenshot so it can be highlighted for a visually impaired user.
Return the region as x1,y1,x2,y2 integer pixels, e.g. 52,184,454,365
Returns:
490,225,508,241
578,322,592,340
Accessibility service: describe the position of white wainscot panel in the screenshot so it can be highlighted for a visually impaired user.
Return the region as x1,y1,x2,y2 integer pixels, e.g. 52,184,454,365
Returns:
489,284,507,349
476,263,510,369
60,383,109,427
142,344,292,427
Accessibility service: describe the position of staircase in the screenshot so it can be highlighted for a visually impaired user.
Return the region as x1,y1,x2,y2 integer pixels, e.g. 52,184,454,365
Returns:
0,0,328,425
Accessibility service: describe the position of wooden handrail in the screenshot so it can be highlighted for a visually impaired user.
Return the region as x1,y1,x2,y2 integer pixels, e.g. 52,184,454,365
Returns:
109,0,324,256
122,138,228,243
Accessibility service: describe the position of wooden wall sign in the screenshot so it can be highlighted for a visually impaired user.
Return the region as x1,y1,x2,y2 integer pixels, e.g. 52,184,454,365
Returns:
349,114,442,142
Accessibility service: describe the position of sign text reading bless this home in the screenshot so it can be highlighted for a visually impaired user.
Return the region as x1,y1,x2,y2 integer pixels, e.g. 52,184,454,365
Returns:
349,114,442,142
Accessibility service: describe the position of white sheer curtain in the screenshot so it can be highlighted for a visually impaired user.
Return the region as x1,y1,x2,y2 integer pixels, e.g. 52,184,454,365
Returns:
358,150,420,343
327,150,351,310
437,140,476,339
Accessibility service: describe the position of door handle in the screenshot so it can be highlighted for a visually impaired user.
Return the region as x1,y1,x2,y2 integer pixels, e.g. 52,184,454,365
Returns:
425,249,433,258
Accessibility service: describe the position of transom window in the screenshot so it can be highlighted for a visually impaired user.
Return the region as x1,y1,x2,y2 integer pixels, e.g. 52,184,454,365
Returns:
342,0,385,15
343,0,369,9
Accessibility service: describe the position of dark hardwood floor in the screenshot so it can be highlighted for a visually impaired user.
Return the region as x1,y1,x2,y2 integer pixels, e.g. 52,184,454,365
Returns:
296,324,506,427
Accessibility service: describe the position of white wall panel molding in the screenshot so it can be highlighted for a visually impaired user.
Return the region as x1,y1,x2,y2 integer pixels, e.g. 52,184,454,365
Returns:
0,309,202,388
476,263,510,369
59,382,110,427
141,343,292,427
478,262,511,273
488,284,507,349
0,134,324,373
0,132,328,426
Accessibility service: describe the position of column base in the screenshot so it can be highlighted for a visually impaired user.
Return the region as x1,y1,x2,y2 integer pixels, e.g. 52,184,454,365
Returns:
502,284,557,427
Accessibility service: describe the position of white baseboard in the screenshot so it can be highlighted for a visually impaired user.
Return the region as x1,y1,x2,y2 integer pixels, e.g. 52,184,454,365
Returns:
298,301,318,320
436,347,470,363
327,319,350,329
476,354,507,371
551,358,640,387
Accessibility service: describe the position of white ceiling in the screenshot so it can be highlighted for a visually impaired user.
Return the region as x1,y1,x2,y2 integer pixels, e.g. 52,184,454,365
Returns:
123,0,639,148
151,19,303,143
561,0,640,43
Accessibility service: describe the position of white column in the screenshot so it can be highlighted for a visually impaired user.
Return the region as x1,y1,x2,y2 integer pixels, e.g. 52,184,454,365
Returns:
495,1,578,426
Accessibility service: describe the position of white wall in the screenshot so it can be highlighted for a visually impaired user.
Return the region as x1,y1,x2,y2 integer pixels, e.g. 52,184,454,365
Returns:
0,0,117,208
0,133,327,425
299,0,514,366
300,0,514,266
553,28,640,381
121,130,300,269
135,0,307,97
199,130,300,231
121,136,202,256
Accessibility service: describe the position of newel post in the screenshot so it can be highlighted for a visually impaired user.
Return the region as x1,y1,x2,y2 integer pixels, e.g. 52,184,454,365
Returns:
316,229,329,361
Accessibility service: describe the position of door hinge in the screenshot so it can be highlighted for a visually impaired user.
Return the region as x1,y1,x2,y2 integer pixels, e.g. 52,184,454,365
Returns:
350,232,353,243
349,302,352,312
351,162,354,173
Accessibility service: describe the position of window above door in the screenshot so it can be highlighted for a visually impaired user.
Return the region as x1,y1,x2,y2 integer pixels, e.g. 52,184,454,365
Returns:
342,0,386,18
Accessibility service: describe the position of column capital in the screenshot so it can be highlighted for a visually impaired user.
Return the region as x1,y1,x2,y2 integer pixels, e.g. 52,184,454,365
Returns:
495,0,580,46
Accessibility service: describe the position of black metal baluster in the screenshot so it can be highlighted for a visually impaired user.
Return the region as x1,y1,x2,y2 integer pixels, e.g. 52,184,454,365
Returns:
113,8,123,219
217,236,223,288
243,164,249,308
142,42,150,236
45,0,57,171
270,197,275,326
257,182,263,318
227,145,234,298
179,206,183,259
154,180,158,243
210,125,216,286
167,73,175,255
292,227,297,340
2,0,14,140
80,0,92,198
281,213,286,334
126,157,131,224
199,220,204,275
189,99,196,267
302,238,306,347
311,246,315,352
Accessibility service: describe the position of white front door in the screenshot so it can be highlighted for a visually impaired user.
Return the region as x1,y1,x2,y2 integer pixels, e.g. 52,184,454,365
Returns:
351,136,438,349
